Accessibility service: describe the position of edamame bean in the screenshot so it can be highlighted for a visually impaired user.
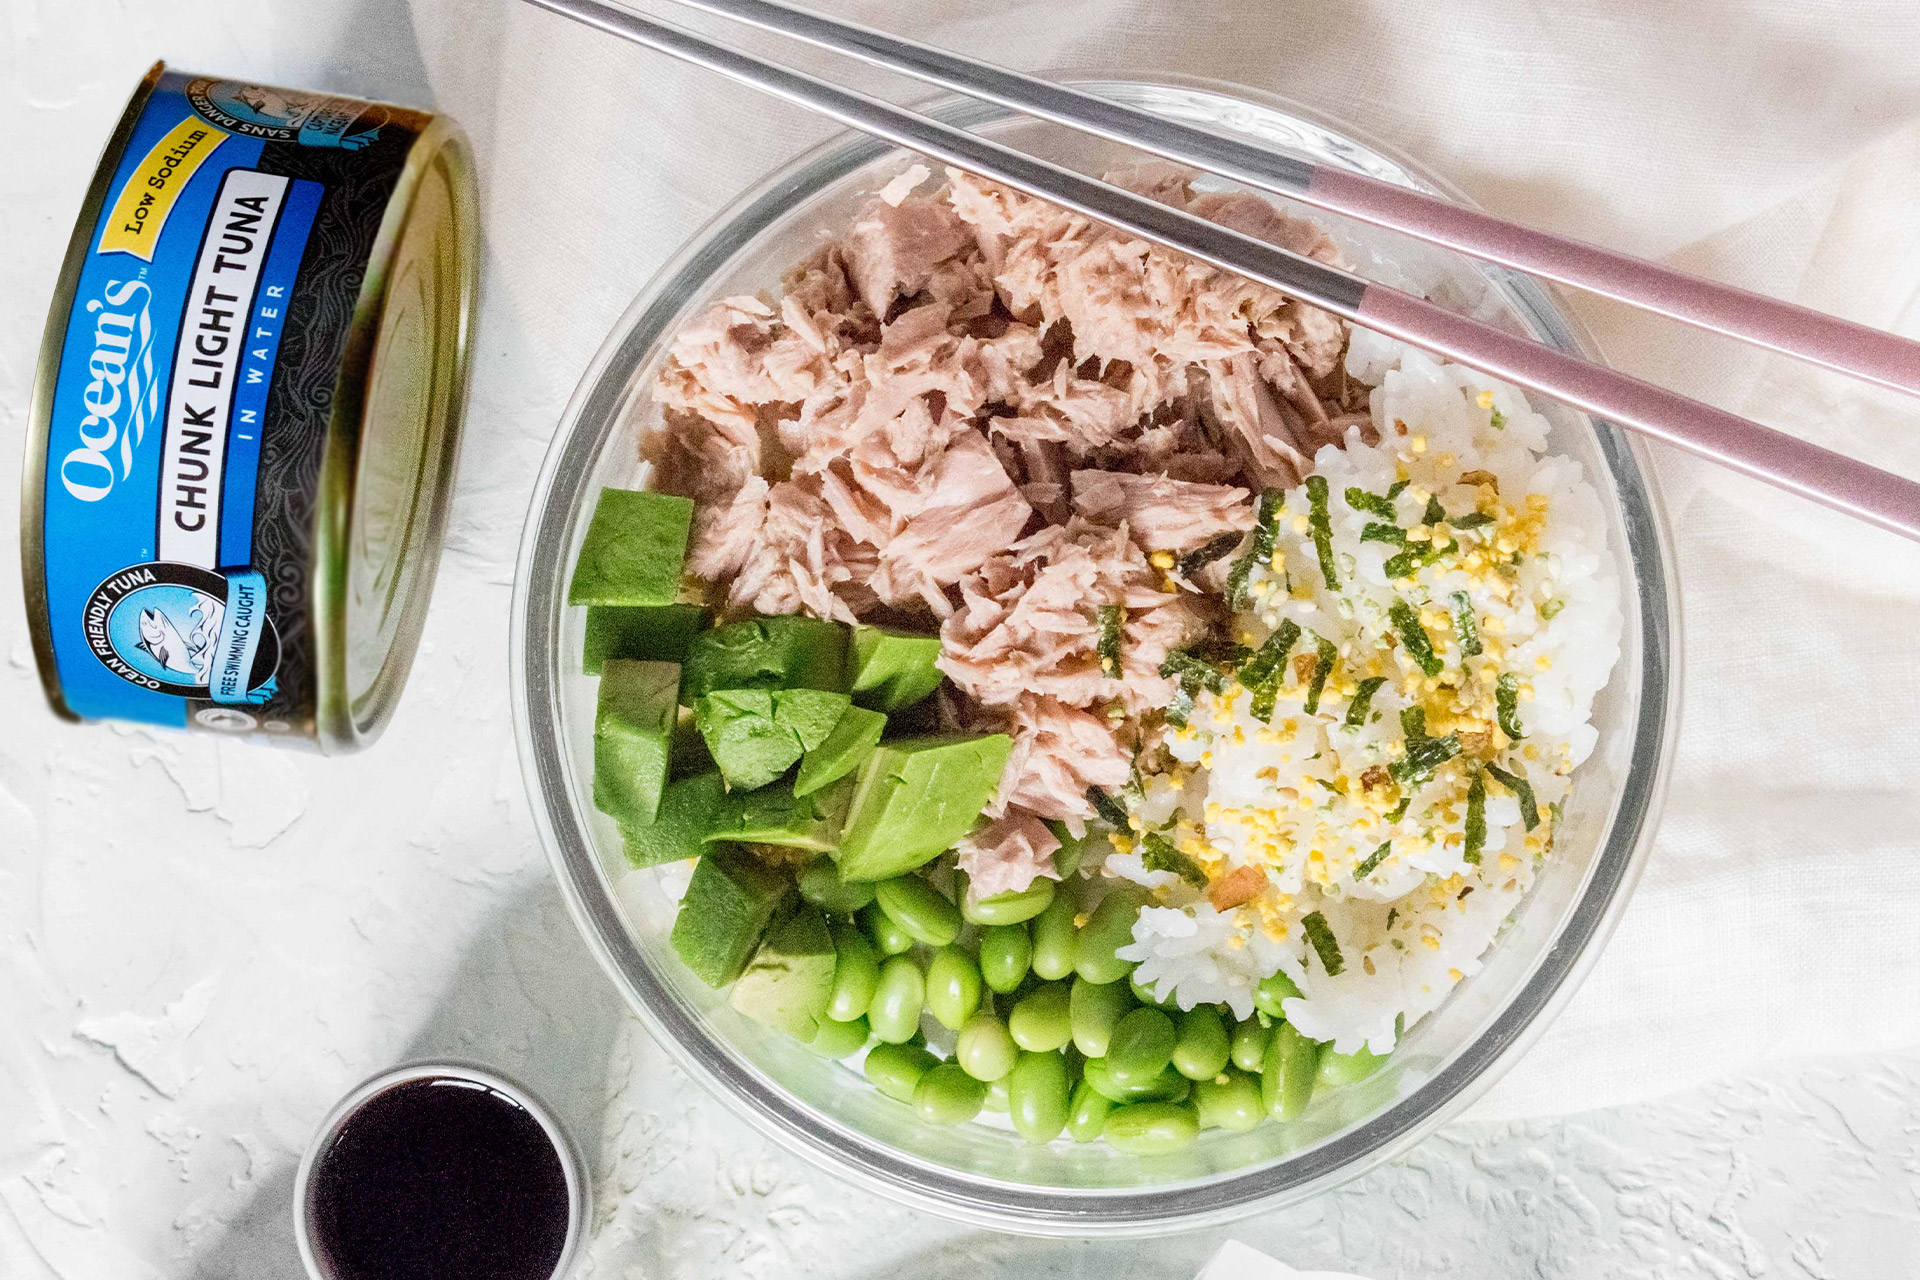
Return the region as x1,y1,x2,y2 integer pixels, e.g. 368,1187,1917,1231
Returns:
874,875,962,947
863,903,915,956
1104,1008,1177,1084
1008,981,1073,1052
1315,1043,1389,1091
1251,969,1302,1018
1009,1051,1072,1143
1193,1069,1263,1131
1066,1081,1112,1142
868,954,926,1044
913,1062,987,1125
798,860,875,915
955,1012,1019,1082
979,924,1032,994
1129,973,1178,1011
983,1073,1011,1112
1171,1006,1230,1081
1102,1101,1200,1154
826,919,880,1023
808,1014,871,1059
962,876,1055,926
1074,887,1144,984
925,946,983,1031
1083,1055,1190,1105
1069,976,1134,1058
1261,1022,1319,1122
1029,892,1079,981
1229,1016,1272,1073
864,1042,938,1102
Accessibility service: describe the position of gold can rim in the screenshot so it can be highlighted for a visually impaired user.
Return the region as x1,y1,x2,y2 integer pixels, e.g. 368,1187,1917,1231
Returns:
310,114,480,754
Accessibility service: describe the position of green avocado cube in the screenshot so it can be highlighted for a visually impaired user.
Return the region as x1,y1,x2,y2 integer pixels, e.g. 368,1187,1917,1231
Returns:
794,705,887,797
623,770,728,868
681,615,849,705
669,707,714,779
584,603,709,674
568,488,694,606
834,734,1014,882
849,625,945,712
592,660,680,828
670,845,792,987
728,905,837,1040
695,687,852,790
706,776,854,852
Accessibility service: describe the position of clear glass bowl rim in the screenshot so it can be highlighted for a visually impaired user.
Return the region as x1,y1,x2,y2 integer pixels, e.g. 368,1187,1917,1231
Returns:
510,73,1681,1236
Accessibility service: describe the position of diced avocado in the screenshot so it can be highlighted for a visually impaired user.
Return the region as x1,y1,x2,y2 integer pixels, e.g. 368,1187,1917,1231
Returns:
681,615,849,705
728,905,837,1040
834,735,1014,882
623,770,728,868
568,488,694,606
584,603,709,674
695,688,853,790
794,705,886,797
849,625,945,712
669,707,714,779
592,660,680,828
670,845,792,987
705,776,854,852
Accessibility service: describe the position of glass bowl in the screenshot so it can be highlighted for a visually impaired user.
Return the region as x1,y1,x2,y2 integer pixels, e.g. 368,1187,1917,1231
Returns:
511,76,1679,1236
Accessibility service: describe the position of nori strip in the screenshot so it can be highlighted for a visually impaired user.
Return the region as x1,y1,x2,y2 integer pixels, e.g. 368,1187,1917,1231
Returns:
1087,787,1129,828
1141,831,1207,888
1344,486,1397,518
1389,600,1444,677
1463,772,1486,864
1097,604,1124,677
1496,672,1526,740
1177,529,1246,579
1449,591,1483,657
1354,840,1392,879
1300,911,1345,977
1306,475,1339,590
1303,637,1338,714
1344,675,1388,726
1484,763,1540,831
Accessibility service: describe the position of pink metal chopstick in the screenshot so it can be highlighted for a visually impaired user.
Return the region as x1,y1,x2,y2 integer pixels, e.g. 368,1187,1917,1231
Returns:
652,0,1920,401
523,0,1920,541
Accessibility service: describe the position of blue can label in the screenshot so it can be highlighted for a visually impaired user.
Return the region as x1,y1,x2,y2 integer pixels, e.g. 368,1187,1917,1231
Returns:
36,68,421,738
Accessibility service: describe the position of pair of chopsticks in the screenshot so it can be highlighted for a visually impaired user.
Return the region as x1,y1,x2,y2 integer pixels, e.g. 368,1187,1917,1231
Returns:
523,0,1920,541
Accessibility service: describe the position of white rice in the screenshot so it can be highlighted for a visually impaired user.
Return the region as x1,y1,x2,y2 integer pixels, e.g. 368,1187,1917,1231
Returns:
1109,331,1623,1054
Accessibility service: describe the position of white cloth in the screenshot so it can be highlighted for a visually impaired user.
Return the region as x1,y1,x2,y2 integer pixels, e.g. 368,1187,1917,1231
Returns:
1196,1240,1374,1280
416,0,1920,1120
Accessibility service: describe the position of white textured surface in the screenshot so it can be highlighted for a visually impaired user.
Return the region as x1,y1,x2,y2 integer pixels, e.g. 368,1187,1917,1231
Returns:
5,0,1920,1275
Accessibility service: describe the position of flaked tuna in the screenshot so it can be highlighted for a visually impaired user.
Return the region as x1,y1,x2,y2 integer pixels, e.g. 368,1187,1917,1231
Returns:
844,195,973,315
940,518,1204,714
954,810,1062,898
1069,469,1254,552
726,478,874,622
989,694,1132,828
647,163,1360,829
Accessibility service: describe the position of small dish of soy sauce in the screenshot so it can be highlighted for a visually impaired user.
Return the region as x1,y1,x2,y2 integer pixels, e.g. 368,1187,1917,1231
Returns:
294,1062,589,1280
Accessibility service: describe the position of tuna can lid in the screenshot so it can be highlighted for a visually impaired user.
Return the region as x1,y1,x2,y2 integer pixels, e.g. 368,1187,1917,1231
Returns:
312,117,478,753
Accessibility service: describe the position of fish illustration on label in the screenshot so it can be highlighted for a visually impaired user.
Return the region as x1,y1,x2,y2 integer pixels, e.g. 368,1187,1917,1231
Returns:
86,563,279,704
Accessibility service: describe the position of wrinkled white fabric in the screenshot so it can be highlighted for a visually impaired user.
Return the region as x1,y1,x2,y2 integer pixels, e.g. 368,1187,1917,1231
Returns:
400,0,1920,1122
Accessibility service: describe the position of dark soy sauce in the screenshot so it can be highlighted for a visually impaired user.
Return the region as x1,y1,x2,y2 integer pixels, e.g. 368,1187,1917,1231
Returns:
309,1077,571,1280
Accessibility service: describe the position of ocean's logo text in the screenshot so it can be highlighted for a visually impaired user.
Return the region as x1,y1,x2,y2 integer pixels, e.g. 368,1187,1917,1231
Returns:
59,277,157,502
